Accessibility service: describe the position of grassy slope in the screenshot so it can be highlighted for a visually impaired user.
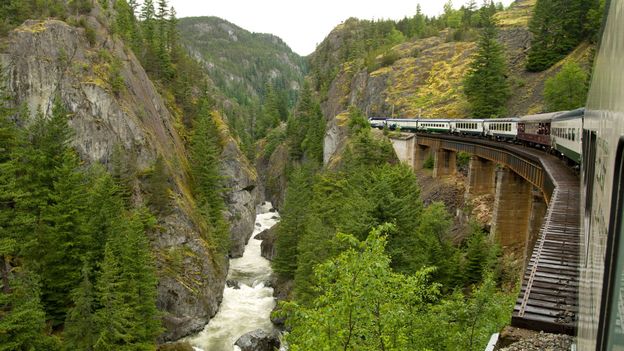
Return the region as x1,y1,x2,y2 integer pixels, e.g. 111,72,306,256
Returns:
331,0,593,118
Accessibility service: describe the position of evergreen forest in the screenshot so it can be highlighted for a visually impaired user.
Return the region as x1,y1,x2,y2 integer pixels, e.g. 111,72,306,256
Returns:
0,0,606,350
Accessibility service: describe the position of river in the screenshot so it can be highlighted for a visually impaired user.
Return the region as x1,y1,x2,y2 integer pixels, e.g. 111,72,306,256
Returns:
187,202,280,351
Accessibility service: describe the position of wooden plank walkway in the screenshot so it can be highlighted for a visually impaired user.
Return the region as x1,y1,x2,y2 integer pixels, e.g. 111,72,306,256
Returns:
509,146,580,335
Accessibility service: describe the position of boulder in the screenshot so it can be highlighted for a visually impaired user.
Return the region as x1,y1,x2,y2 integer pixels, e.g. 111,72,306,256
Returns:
260,224,279,261
226,280,241,289
254,229,270,240
235,329,280,351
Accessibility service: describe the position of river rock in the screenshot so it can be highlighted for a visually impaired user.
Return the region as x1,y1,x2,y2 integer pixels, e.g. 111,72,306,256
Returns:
260,224,279,261
254,229,270,240
234,329,280,351
226,280,241,289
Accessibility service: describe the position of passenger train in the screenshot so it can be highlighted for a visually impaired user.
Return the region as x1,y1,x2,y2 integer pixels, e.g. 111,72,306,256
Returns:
369,109,584,165
367,0,623,347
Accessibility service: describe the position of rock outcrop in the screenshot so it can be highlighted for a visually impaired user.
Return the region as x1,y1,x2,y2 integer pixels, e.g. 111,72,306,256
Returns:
0,16,255,341
234,329,281,351
258,223,278,261
256,138,288,209
217,120,258,258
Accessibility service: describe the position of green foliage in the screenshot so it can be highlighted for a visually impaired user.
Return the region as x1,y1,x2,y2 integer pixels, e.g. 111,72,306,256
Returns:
64,265,97,351
273,166,315,278
457,151,471,168
544,62,589,111
144,155,171,214
0,264,61,351
464,6,510,118
284,227,442,351
93,212,161,351
189,101,230,255
526,0,601,71
282,228,512,351
284,83,325,164
0,94,160,348
177,16,305,145
423,154,434,169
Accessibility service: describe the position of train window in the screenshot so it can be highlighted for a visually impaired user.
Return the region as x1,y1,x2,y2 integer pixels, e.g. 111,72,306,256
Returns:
598,138,624,350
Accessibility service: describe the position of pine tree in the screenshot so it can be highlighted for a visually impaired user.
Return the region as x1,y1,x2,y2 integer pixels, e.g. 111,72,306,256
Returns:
83,165,125,270
38,150,89,325
273,167,313,278
145,155,171,214
0,239,59,351
189,100,230,255
64,265,97,351
167,7,180,59
463,4,510,118
526,0,597,71
94,213,161,350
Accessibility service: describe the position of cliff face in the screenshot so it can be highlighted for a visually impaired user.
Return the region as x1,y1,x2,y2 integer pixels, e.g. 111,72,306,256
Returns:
0,15,256,340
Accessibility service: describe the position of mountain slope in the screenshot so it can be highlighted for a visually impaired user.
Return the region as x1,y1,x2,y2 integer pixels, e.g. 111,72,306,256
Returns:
311,0,594,163
178,17,306,137
0,6,257,342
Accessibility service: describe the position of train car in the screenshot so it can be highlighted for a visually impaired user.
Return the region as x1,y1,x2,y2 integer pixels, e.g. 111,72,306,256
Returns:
368,117,387,129
517,112,561,148
577,0,624,349
551,108,584,163
450,119,484,136
418,119,451,133
483,118,519,140
385,118,419,131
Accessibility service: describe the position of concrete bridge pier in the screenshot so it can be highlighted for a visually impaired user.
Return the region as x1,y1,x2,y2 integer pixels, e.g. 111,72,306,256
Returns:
466,156,496,197
491,167,532,250
414,145,432,170
433,148,457,177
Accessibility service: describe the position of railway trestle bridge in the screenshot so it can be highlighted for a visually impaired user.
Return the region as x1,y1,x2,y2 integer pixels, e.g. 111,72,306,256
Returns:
389,133,580,335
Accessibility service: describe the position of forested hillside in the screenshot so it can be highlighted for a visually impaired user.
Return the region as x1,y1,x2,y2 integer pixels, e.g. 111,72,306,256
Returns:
178,17,306,154
0,0,258,348
260,0,604,350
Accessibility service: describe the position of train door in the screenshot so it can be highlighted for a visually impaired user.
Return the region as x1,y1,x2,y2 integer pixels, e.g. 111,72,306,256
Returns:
583,130,597,261
598,139,624,350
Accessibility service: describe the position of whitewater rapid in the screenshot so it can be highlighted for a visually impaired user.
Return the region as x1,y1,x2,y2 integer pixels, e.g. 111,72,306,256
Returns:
187,202,279,351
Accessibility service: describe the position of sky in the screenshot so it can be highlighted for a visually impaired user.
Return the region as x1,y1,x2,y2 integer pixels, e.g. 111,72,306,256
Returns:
167,0,516,56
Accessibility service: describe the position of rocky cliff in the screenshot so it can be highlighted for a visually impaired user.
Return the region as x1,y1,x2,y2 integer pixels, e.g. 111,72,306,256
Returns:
0,10,256,341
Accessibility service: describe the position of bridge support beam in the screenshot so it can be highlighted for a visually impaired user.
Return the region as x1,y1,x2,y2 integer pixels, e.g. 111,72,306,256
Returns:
388,134,416,169
433,149,457,177
466,156,496,196
525,188,547,260
414,145,431,170
491,167,532,250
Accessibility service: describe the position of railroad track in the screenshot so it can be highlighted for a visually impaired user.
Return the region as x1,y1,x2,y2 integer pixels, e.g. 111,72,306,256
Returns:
510,148,580,335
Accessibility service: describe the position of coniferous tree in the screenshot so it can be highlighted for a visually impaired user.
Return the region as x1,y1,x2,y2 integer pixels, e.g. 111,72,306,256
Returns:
0,239,59,351
189,100,230,255
38,150,89,324
64,265,97,351
526,0,599,71
94,213,161,351
145,155,171,214
463,3,509,118
273,167,313,278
